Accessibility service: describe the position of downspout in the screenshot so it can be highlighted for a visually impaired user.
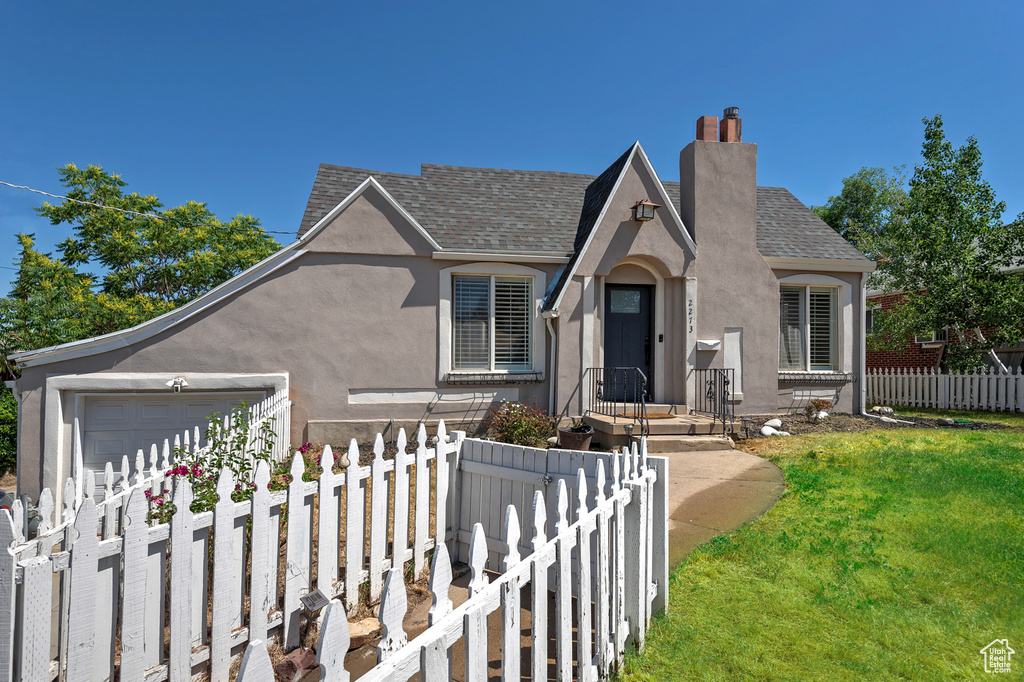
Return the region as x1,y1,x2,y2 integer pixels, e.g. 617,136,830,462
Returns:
542,310,559,416
858,273,914,424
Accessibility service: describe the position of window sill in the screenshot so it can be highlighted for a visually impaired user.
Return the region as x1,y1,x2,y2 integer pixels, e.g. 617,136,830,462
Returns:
444,371,544,385
778,372,856,385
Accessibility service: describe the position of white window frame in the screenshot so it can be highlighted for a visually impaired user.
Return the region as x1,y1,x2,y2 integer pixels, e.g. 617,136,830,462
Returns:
438,262,547,381
777,274,853,374
452,274,533,371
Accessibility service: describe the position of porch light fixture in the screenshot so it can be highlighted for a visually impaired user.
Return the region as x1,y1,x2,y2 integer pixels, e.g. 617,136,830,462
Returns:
633,199,660,222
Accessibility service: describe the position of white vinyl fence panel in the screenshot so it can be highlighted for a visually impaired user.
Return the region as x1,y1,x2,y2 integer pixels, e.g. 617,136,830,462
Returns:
867,367,1024,412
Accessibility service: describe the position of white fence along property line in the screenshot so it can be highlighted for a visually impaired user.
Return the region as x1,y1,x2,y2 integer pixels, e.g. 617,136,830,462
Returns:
235,439,666,682
866,367,1024,412
2,420,458,682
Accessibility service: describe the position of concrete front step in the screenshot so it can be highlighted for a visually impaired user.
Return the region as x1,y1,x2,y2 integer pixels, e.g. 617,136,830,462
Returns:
583,413,726,436
644,435,735,453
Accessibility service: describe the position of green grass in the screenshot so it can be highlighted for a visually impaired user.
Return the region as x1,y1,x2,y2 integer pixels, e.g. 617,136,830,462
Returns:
620,427,1024,681
891,406,1024,429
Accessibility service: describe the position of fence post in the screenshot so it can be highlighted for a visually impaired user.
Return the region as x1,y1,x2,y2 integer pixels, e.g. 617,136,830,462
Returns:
249,462,273,646
369,435,387,602
283,453,307,648
575,472,595,682
465,524,488,682
501,505,522,682
121,490,148,681
529,490,549,682
211,468,237,679
414,426,429,578
170,477,195,681
377,569,408,664
236,639,275,682
316,600,351,681
0,510,17,682
554,479,572,681
317,445,340,598
345,439,363,610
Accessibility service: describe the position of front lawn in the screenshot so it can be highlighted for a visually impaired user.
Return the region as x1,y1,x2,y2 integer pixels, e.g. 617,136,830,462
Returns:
620,423,1024,680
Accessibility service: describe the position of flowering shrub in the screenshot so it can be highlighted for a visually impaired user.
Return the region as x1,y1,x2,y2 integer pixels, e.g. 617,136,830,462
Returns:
146,402,280,523
483,399,556,448
803,398,834,420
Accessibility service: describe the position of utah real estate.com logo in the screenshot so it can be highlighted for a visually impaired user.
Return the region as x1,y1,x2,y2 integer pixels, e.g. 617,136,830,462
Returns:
980,639,1014,674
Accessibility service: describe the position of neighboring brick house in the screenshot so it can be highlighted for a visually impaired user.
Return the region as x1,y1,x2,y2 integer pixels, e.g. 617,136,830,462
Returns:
865,291,946,370
867,263,1024,371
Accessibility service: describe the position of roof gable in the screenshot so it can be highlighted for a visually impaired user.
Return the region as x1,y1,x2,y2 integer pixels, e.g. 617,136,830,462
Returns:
544,142,696,312
301,176,441,254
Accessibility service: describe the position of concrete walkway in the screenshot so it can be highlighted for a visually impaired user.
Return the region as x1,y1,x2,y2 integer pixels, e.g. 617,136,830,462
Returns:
660,448,784,568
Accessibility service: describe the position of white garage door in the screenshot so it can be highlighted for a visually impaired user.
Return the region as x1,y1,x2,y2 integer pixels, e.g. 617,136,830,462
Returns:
82,391,266,482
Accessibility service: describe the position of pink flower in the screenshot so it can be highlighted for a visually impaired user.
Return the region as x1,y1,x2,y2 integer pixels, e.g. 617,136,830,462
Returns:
154,498,164,506
144,490,152,499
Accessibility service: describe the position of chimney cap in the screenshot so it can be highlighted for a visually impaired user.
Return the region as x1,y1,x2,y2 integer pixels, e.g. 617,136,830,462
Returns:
723,107,739,119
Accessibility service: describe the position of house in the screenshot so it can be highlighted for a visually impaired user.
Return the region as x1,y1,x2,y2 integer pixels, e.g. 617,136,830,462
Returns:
8,109,874,499
866,256,1024,372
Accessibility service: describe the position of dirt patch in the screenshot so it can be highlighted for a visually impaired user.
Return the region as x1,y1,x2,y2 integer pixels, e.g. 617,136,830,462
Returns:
738,413,1013,439
0,471,15,493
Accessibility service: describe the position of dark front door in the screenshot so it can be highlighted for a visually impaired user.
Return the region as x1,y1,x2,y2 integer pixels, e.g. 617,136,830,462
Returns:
603,284,653,401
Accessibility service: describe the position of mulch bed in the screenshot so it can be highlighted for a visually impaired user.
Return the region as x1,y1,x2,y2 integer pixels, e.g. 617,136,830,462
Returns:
738,413,1013,439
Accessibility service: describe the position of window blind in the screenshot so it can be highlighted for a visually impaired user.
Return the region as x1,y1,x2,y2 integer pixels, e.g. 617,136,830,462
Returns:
779,287,804,370
453,276,490,369
808,287,837,370
493,278,531,369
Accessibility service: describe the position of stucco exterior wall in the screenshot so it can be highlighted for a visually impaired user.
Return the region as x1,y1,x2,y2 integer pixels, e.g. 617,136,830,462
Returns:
679,141,780,415
14,190,556,497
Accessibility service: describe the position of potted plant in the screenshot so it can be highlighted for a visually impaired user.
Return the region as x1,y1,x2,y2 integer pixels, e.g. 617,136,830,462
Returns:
558,418,595,451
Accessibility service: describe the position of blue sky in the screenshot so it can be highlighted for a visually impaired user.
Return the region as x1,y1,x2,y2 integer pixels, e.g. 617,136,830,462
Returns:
2,1,1022,292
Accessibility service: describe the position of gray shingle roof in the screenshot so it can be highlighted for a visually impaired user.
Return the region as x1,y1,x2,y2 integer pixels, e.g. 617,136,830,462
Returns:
299,156,871,264
754,186,870,261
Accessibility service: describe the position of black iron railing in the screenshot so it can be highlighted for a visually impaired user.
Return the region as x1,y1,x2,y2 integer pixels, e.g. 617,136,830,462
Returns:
694,368,734,432
584,367,650,437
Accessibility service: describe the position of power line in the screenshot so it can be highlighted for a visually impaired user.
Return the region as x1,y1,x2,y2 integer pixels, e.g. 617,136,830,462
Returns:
0,180,297,237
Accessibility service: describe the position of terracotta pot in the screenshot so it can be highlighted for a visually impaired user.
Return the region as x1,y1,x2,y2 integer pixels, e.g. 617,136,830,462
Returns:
558,427,593,451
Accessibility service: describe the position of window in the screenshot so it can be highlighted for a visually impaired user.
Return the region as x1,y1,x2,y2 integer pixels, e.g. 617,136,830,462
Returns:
915,328,948,344
779,285,839,371
866,306,882,333
452,275,533,371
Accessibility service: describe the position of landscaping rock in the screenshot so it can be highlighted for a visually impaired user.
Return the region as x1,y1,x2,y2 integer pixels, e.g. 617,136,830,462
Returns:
777,431,791,436
348,617,381,650
760,426,779,437
817,411,829,421
879,416,898,423
940,418,956,426
274,647,318,681
765,418,783,429
878,406,894,415
547,436,558,446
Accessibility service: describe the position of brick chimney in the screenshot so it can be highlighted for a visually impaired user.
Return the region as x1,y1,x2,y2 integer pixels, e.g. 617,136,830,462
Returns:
696,115,718,141
720,107,742,142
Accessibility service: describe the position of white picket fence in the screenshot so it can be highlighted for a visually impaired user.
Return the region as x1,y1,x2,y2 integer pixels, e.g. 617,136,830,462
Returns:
9,391,291,560
234,440,666,682
0,427,667,682
1,417,457,682
866,367,1024,412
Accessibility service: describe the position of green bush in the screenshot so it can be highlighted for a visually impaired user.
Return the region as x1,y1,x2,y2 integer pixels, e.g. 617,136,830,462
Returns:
0,384,15,476
483,399,556,448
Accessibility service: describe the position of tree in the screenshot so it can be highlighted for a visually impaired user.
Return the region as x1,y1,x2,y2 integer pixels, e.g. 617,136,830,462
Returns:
1,164,280,377
862,116,1024,371
813,166,907,248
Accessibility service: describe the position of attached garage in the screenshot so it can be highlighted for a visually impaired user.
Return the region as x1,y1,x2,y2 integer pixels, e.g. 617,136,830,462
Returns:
80,391,266,483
